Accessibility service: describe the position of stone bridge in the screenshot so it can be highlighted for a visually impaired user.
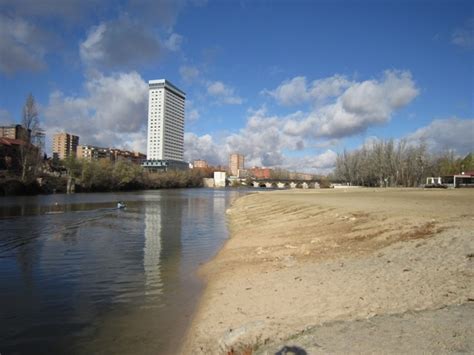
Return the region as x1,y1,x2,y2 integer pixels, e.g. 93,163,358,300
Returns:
251,179,320,189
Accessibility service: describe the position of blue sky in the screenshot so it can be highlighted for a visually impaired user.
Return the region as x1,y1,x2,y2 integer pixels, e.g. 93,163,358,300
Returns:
0,0,472,172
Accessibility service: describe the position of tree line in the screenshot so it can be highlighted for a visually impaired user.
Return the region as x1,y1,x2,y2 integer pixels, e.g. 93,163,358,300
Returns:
62,157,208,192
334,139,473,187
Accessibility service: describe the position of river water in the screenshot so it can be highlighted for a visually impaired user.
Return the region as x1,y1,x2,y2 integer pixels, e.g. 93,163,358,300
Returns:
0,189,249,355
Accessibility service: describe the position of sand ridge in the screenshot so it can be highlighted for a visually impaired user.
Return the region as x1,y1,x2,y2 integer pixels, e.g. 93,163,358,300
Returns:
182,188,474,354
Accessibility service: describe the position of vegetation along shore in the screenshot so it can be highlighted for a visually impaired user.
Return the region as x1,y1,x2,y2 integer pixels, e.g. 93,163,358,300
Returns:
183,188,474,354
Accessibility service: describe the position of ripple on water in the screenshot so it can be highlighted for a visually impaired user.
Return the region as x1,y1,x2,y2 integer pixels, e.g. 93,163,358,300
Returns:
0,189,250,354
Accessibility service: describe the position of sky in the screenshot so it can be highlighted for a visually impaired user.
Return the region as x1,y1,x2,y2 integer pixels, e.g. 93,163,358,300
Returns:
0,0,472,173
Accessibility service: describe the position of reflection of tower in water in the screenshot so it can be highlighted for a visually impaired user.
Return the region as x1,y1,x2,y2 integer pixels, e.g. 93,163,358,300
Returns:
143,194,184,298
144,203,163,297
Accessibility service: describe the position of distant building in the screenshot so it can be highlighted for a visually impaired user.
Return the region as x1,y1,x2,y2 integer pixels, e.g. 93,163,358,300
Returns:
77,145,145,164
53,132,79,160
249,167,272,179
147,79,185,161
426,171,474,188
229,153,244,176
111,149,146,164
214,171,226,187
77,145,111,161
0,137,26,171
193,159,209,168
0,124,30,141
289,172,314,181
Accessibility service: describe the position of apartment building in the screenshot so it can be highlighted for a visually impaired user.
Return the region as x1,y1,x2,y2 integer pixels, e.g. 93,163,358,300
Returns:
52,132,79,159
77,145,145,164
193,159,209,168
0,124,30,141
229,153,245,176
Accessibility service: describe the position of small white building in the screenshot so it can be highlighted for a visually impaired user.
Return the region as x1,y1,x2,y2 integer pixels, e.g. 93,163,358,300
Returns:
214,171,226,188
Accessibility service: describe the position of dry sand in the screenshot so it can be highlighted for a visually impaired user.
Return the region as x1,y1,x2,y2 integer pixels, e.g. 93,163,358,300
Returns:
182,188,474,354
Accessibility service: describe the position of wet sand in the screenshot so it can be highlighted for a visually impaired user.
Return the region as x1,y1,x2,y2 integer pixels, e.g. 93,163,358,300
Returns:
182,188,474,354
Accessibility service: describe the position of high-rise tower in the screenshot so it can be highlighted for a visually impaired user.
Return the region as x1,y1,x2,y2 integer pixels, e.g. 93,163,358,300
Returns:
147,79,185,161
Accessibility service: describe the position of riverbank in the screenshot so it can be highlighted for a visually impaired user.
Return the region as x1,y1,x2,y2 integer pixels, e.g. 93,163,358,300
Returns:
0,169,206,196
183,188,474,354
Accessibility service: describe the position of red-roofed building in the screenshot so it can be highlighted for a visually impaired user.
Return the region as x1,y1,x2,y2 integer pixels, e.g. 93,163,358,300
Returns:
249,167,272,179
0,137,27,171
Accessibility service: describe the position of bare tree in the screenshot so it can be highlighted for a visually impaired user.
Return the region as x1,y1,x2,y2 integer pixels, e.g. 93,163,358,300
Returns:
335,139,446,187
19,93,41,182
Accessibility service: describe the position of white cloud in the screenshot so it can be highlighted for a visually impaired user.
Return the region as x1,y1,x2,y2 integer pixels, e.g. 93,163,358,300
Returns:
0,14,51,74
207,81,243,105
179,65,200,83
80,18,161,69
184,133,222,165
43,71,148,153
0,1,201,74
452,18,474,49
264,74,352,106
282,70,419,138
406,118,474,155
185,70,419,173
163,33,183,51
310,75,353,102
265,76,310,106
184,106,337,173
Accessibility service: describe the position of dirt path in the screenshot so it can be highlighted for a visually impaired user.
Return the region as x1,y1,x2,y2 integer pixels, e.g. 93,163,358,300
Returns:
182,188,474,354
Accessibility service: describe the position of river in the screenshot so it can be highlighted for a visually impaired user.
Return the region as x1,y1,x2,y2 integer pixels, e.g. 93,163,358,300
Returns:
0,188,250,354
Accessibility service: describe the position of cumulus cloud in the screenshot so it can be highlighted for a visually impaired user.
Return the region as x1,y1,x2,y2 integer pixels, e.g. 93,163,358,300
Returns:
0,14,53,74
207,81,243,105
0,0,201,74
80,18,161,69
265,76,310,106
185,70,420,173
43,71,148,153
281,150,337,175
184,106,337,173
184,133,221,165
282,70,419,138
452,18,474,49
406,118,474,155
264,74,352,106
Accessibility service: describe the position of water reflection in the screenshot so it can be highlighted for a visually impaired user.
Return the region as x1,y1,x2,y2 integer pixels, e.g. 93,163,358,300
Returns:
0,189,252,354
144,200,163,297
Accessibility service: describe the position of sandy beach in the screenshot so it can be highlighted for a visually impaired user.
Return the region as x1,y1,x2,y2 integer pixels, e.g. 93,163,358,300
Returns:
182,188,474,354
